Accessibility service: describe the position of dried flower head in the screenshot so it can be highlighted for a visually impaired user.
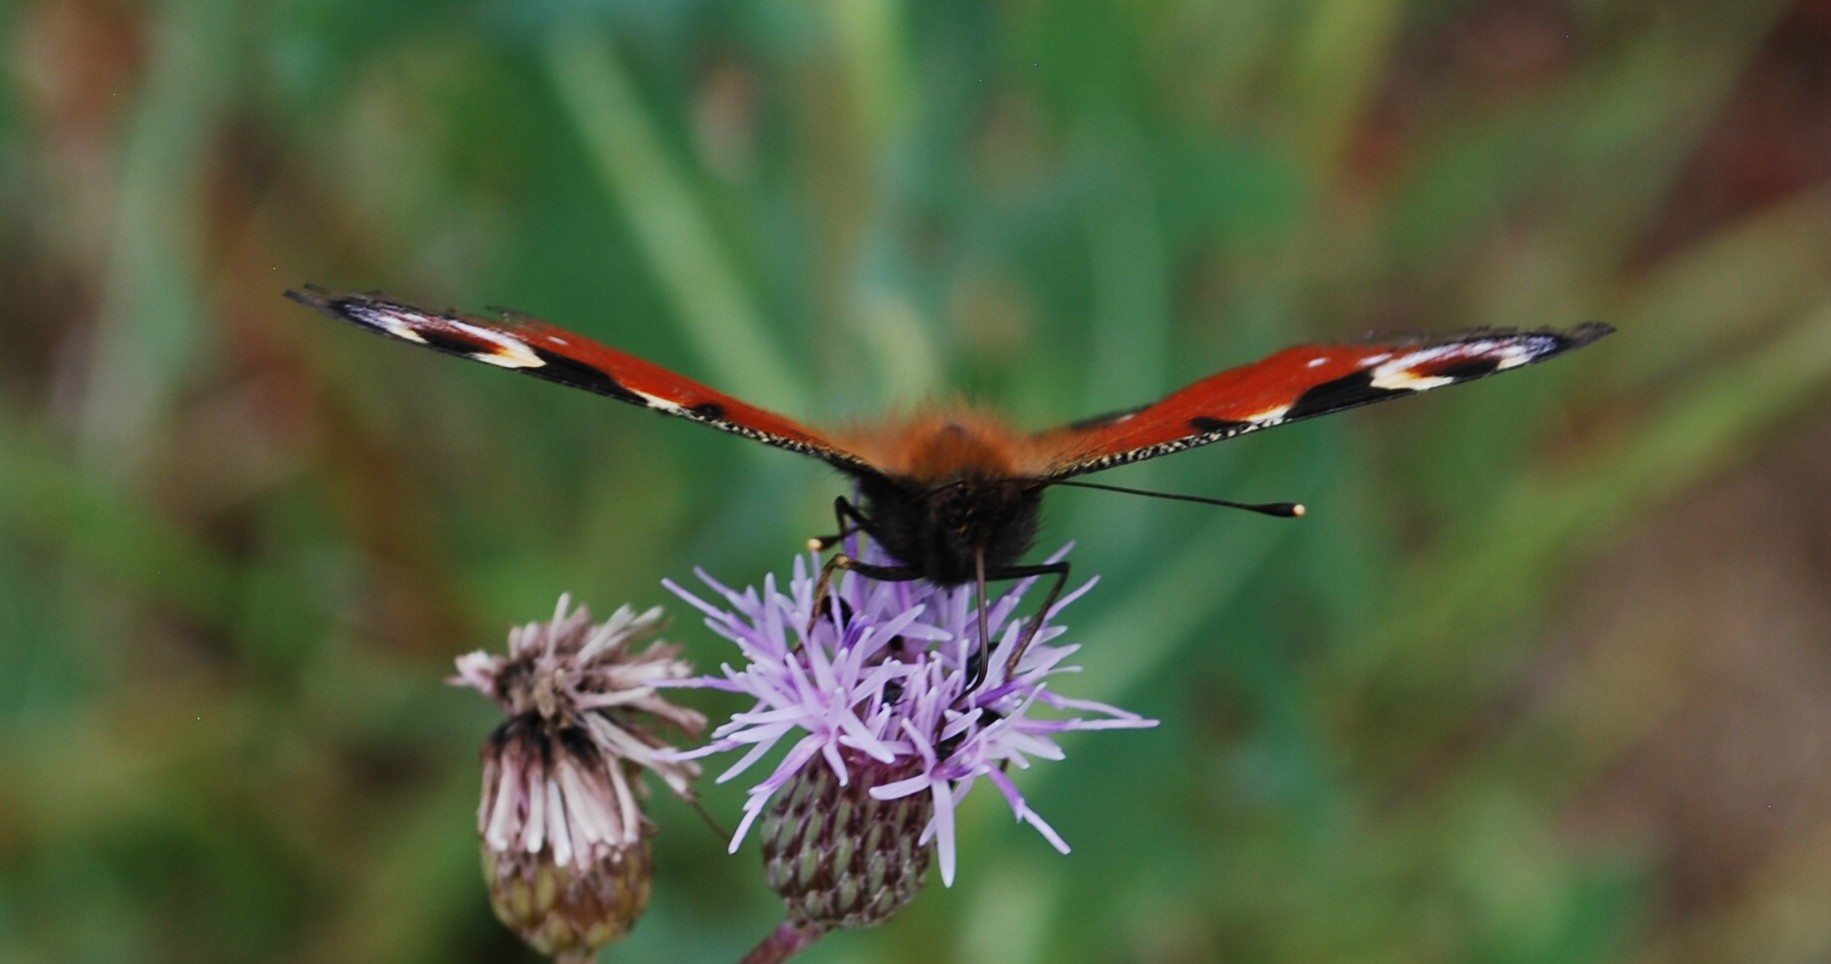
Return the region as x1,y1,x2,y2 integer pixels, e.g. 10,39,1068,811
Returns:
451,596,704,958
664,544,1155,934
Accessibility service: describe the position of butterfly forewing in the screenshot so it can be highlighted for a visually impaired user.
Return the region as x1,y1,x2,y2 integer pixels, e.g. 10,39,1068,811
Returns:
1036,323,1613,478
291,284,1611,492
287,286,873,473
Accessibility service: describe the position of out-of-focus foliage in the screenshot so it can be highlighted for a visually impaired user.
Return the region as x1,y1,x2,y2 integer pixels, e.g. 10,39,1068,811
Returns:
3,1,1829,962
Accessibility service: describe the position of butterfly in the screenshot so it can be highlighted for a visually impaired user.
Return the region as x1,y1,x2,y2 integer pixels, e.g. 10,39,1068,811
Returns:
288,285,1611,685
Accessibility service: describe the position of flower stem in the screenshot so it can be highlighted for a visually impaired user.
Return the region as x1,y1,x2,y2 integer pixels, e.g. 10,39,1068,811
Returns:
738,918,825,964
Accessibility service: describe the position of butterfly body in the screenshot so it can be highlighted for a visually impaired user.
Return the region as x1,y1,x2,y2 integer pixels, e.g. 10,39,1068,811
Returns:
853,463,1042,587
287,285,1611,603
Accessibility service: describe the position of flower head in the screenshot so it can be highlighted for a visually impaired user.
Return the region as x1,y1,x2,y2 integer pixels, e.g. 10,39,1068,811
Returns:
665,545,1156,900
452,596,705,957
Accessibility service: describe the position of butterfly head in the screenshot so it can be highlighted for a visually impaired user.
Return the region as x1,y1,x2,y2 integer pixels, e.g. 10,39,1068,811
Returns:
856,472,1043,586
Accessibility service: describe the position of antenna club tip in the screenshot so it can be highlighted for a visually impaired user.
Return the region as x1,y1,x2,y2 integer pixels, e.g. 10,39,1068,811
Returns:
805,537,824,553
1289,503,1306,518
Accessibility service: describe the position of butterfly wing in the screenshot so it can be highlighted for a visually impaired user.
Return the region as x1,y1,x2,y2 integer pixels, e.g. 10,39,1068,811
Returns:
1034,323,1613,478
287,286,875,473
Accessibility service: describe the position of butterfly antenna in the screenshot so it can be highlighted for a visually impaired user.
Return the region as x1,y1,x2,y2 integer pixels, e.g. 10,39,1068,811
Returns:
1047,480,1304,518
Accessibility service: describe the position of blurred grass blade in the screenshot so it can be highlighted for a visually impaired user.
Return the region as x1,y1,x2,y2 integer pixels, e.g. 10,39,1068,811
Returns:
1078,507,1290,704
544,28,808,413
3,420,234,626
79,0,238,476
827,0,908,147
1076,139,1172,559
1611,186,1831,391
1632,813,1831,964
1285,0,1401,176
0,416,318,636
1357,298,1831,719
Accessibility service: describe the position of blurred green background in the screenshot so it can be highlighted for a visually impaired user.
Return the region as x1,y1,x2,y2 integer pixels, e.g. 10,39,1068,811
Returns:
4,1,1830,962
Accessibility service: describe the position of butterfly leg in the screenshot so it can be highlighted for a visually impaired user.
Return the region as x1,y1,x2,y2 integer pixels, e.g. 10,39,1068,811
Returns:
806,552,919,640
808,496,870,553
970,559,1071,690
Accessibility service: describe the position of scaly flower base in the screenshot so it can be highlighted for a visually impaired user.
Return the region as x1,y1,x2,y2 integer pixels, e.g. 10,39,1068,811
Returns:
761,751,934,930
485,836,653,957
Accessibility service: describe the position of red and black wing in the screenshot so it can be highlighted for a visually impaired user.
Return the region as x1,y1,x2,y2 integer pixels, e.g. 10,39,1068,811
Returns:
287,286,875,474
1034,323,1613,478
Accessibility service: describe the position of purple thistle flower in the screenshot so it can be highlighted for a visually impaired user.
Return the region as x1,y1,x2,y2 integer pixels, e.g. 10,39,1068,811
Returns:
663,544,1156,890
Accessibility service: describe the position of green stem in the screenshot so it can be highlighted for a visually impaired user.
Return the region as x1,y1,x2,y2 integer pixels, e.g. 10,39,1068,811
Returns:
738,918,825,964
